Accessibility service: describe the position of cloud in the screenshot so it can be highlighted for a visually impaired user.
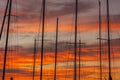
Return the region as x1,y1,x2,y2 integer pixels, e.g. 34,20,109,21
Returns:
110,15,120,23
46,1,96,18
9,0,96,21
0,68,31,75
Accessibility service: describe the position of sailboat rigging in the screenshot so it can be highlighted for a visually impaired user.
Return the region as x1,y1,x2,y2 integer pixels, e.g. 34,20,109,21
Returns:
54,18,59,80
0,0,10,40
40,0,46,80
33,39,37,80
74,0,78,80
98,0,102,80
106,0,112,80
2,0,12,80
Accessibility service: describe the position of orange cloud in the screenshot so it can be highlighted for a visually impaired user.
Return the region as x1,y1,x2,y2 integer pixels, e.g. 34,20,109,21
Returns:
0,44,120,80
9,21,120,33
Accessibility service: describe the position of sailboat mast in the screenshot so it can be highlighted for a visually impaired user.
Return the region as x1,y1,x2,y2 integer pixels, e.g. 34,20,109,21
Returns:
2,0,12,80
33,39,37,80
106,0,112,80
98,0,102,80
40,0,46,80
74,0,78,80
54,18,59,80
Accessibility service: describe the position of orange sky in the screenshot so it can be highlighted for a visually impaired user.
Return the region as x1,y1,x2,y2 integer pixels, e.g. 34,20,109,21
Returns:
0,45,120,80
0,0,120,80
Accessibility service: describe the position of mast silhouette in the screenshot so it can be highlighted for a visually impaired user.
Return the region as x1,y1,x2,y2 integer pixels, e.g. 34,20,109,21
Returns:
40,0,46,80
106,0,112,80
2,0,12,80
67,0,78,78
98,0,102,80
74,0,78,80
54,18,59,80
10,77,13,80
33,39,37,80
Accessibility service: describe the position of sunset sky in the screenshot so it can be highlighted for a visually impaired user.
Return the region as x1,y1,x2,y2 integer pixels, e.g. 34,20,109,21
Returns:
0,0,120,80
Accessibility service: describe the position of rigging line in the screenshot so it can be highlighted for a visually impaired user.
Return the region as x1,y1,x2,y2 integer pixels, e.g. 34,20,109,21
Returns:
67,19,74,80
111,42,115,78
2,0,12,80
78,40,81,80
0,0,3,16
10,4,13,77
33,39,37,80
13,0,18,78
15,0,19,54
65,44,71,80
103,38,107,79
101,41,105,80
0,0,10,40
37,0,43,40
78,7,81,80
83,43,85,80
